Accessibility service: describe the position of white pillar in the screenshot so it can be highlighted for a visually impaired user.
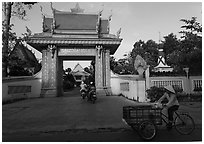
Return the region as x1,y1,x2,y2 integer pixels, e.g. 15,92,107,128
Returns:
145,65,150,90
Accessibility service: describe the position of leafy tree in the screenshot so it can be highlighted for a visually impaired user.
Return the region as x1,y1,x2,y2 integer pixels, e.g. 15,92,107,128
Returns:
110,56,118,72
167,17,202,75
110,55,135,75
2,2,37,77
131,40,158,70
162,33,180,58
180,17,202,38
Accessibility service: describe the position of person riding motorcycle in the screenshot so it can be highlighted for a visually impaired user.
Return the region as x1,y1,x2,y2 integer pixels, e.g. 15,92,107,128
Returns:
80,81,88,99
87,81,97,103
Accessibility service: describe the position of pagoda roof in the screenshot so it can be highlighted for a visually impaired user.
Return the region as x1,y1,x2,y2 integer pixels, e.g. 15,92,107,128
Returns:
9,43,38,68
27,4,122,55
72,63,84,72
54,12,98,31
71,63,90,76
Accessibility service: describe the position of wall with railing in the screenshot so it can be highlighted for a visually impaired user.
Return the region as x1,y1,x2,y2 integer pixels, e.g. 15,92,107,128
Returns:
111,71,202,103
149,76,202,94
2,71,42,103
111,72,146,102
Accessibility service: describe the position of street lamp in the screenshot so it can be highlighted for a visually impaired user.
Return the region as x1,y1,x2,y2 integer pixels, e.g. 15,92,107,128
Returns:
183,67,189,79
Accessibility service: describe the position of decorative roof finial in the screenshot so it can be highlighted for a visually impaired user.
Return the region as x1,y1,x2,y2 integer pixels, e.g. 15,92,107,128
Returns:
99,9,103,17
108,10,112,21
50,2,56,34
159,31,161,44
71,3,84,13
40,5,44,17
116,28,121,38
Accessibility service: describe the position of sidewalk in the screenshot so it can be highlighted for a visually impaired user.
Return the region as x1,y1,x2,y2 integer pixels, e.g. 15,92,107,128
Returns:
2,95,202,135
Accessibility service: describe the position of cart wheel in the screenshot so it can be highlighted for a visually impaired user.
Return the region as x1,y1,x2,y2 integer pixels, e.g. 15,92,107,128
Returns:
138,120,157,141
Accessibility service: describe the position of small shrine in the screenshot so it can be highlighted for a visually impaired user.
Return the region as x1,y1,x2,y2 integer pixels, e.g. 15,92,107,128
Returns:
153,48,173,72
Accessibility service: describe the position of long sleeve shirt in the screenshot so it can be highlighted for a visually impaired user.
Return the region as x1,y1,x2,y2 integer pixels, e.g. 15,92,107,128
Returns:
158,92,179,107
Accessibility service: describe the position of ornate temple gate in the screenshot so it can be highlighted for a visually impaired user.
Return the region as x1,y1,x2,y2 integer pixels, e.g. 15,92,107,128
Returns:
27,4,122,97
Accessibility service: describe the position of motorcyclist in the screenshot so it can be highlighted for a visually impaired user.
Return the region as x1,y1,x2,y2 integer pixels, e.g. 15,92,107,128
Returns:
87,81,96,102
80,81,88,98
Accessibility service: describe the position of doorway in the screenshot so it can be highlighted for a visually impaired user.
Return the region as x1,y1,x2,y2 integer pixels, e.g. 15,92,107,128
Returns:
57,56,95,97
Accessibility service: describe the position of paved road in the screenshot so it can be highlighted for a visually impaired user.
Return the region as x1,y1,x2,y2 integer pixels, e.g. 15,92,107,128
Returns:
2,89,202,142
3,126,202,142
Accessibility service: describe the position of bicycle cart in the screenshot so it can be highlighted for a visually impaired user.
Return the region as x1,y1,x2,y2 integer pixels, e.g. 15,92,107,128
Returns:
122,104,195,141
122,105,162,140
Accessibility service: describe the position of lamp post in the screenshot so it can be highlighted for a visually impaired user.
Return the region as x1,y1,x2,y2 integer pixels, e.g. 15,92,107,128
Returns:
183,67,189,79
183,67,190,94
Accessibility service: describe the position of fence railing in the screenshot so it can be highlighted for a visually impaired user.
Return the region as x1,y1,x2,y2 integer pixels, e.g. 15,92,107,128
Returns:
192,79,202,91
149,76,202,93
151,80,183,89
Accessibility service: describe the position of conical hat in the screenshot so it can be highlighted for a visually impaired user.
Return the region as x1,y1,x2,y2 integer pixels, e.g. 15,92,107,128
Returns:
164,85,175,94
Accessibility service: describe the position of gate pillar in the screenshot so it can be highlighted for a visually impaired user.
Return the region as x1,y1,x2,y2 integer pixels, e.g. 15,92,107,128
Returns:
95,45,112,96
95,45,103,94
40,45,58,97
104,49,112,95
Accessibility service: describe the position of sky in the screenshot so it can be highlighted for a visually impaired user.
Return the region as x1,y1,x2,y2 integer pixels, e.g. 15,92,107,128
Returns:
9,2,202,69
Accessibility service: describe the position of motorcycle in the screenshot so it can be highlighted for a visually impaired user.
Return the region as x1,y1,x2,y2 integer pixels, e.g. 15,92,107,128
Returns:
87,82,97,104
80,82,88,99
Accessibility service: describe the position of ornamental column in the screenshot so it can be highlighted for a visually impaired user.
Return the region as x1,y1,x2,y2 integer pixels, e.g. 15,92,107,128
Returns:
104,49,112,95
41,45,58,97
95,45,103,94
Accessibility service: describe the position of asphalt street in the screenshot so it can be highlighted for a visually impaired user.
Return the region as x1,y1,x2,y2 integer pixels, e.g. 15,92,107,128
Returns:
2,88,202,142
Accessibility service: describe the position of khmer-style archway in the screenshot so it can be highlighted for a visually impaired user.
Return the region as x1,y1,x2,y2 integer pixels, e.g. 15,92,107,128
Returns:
27,4,122,97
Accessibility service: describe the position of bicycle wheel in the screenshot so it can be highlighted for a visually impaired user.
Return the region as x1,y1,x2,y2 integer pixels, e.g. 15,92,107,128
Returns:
174,113,195,135
138,120,157,141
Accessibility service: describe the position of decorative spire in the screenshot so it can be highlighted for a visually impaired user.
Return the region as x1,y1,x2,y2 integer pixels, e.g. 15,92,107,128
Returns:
108,10,112,21
159,31,161,44
99,9,103,17
50,2,56,34
71,3,84,13
116,28,121,38
99,4,104,17
40,5,44,17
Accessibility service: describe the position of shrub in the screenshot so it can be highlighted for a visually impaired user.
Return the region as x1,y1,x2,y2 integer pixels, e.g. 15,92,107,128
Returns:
193,87,202,92
177,93,202,102
146,86,166,102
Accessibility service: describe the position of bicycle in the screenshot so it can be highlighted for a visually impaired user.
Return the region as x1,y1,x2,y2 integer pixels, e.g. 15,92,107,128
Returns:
122,103,195,141
159,103,195,135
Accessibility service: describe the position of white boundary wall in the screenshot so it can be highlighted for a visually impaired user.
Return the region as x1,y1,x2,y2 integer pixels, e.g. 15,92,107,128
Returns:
111,72,146,102
2,71,42,102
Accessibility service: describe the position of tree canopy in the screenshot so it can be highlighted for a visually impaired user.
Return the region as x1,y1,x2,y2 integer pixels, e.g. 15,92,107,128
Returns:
2,2,39,76
110,17,202,76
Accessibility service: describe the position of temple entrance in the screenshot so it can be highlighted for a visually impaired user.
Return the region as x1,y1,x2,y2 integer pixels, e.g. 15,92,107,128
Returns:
62,59,94,97
27,4,122,97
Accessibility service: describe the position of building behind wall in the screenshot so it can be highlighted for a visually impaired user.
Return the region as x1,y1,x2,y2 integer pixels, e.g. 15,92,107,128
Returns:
71,63,90,86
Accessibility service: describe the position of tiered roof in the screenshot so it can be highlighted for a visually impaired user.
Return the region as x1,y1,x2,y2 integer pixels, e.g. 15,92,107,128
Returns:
10,43,38,68
71,63,90,76
27,3,122,54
